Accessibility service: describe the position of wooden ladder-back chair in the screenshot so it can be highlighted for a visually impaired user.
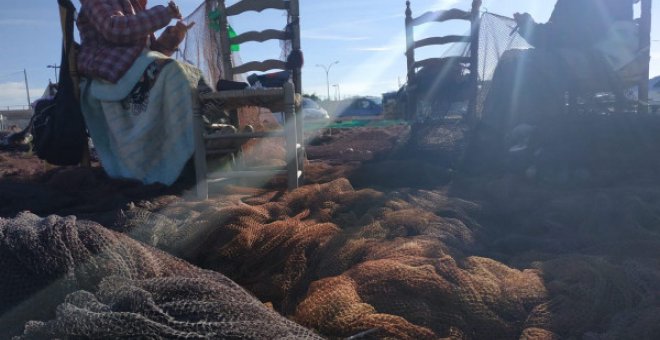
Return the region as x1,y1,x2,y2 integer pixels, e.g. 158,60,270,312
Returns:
194,0,303,199
568,0,653,114
405,0,482,122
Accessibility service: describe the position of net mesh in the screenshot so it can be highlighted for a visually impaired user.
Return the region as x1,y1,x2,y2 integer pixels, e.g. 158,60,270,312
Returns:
178,1,247,87
476,13,532,116
413,12,532,119
2,167,660,339
178,1,223,89
0,212,321,339
178,1,292,87
108,176,660,339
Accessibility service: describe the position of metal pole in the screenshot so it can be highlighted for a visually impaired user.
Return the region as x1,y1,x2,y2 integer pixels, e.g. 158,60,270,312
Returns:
325,69,330,100
333,84,341,101
47,64,60,82
316,61,339,101
23,69,31,107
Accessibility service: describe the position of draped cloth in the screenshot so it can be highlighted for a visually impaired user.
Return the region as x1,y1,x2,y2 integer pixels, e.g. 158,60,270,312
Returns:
81,50,201,185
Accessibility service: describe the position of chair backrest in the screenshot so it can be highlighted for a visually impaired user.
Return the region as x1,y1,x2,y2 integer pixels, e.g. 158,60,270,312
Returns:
216,0,302,93
636,0,653,113
404,0,481,121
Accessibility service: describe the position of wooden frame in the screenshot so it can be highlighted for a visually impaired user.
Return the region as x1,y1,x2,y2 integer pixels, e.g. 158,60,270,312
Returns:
405,0,482,122
194,0,303,199
567,0,653,114
638,0,653,113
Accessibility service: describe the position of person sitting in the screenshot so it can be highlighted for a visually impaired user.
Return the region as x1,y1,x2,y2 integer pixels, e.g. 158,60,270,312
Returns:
481,0,638,132
77,0,206,185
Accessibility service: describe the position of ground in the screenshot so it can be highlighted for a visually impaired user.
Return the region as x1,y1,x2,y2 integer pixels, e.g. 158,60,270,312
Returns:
1,117,659,339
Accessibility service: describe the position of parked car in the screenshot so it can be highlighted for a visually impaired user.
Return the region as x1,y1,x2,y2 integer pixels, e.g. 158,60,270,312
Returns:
272,97,329,124
334,97,383,118
302,97,330,120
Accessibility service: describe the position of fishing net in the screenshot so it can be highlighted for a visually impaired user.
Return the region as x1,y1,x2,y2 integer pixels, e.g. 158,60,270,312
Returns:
178,0,292,87
177,1,289,131
2,150,660,339
0,212,321,339
412,12,531,120
111,175,660,339
178,1,223,89
476,13,532,117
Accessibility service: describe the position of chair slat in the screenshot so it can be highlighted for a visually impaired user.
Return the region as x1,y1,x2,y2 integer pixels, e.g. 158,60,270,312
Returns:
412,35,471,50
413,57,471,71
232,60,287,74
412,9,471,26
231,29,289,45
226,0,289,16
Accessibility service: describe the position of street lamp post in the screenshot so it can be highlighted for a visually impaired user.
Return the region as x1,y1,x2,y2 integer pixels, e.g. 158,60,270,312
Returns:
332,84,341,101
23,69,31,107
316,61,339,101
47,64,60,83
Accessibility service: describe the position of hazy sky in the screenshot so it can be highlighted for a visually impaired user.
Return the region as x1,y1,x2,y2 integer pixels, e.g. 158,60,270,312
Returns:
0,0,658,108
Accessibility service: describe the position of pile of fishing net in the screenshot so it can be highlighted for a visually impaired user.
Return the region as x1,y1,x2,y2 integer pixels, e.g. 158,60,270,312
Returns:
4,171,660,339
306,125,410,162
116,177,660,339
0,212,321,338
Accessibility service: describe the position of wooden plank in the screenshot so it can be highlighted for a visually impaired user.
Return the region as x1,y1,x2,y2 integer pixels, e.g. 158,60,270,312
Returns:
208,169,288,180
405,0,417,120
283,82,299,190
638,0,652,113
201,88,285,111
412,35,471,50
232,60,287,74
201,88,284,100
413,57,471,70
206,149,238,156
192,108,209,200
226,0,289,16
467,0,482,122
231,29,289,45
207,170,302,183
411,8,471,26
204,131,285,140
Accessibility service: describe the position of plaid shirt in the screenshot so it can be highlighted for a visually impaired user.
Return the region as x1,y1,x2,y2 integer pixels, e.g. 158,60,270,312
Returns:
77,0,173,83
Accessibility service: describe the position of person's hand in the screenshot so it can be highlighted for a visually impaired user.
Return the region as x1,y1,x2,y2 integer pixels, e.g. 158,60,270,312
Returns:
167,1,182,20
513,12,534,28
152,20,195,56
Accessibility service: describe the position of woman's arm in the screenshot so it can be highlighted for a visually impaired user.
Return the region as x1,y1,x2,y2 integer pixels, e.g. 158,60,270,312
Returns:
85,0,175,44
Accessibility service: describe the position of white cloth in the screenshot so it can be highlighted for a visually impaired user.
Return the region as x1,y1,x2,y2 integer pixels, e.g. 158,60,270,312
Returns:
81,51,202,185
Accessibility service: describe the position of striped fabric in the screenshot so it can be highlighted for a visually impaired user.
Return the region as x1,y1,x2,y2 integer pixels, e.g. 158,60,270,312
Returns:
77,0,174,83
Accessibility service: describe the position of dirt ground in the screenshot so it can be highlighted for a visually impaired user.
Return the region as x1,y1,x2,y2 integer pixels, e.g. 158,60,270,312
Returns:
1,116,660,339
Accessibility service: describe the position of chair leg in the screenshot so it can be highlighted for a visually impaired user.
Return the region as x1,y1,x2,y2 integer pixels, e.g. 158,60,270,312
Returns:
193,111,208,200
295,97,305,184
284,83,299,190
80,139,92,167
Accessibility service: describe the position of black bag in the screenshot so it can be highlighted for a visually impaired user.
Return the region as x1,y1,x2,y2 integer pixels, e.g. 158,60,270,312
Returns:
31,0,87,166
247,71,291,88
